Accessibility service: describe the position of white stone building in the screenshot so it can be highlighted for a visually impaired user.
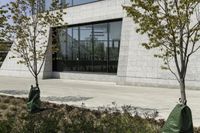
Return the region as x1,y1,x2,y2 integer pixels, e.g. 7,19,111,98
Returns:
1,0,200,89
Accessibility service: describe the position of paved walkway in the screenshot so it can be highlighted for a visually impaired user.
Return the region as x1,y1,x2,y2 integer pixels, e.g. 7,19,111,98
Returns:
0,76,200,126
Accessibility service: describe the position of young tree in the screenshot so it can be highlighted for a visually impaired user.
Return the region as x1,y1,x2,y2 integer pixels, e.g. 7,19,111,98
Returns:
124,0,200,105
7,0,66,88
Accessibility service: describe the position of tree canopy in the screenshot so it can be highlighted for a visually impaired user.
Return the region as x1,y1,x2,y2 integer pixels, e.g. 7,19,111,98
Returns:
0,4,8,41
7,0,66,87
124,0,200,104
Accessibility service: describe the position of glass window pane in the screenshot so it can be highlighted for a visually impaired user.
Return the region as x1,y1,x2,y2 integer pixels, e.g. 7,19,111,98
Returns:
68,0,73,6
45,0,100,10
53,20,122,73
73,0,97,6
61,0,72,7
79,25,93,71
53,28,67,71
62,27,79,71
72,27,79,61
108,21,122,73
66,28,73,60
109,21,122,41
93,23,108,72
65,28,73,71
71,27,79,71
45,0,52,11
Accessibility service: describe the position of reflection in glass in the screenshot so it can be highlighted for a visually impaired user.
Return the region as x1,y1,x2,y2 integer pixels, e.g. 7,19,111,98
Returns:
54,28,67,71
109,21,121,72
53,20,122,73
44,0,98,11
73,0,97,5
93,23,108,72
64,27,79,71
79,25,93,71
61,0,73,7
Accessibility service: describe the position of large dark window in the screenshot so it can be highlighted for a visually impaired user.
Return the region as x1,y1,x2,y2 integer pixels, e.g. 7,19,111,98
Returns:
53,20,122,73
44,0,100,11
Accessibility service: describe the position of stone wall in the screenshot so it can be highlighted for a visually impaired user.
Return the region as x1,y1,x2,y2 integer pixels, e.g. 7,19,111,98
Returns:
1,0,200,89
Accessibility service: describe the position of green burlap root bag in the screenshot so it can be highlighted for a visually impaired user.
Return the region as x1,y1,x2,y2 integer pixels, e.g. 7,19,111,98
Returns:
27,85,41,112
161,104,193,133
27,96,41,112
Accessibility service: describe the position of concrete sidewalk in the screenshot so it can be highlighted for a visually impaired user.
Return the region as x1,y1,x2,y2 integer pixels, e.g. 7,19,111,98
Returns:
0,76,200,126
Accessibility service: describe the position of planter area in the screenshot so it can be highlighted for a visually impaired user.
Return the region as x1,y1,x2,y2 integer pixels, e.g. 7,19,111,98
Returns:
0,95,199,133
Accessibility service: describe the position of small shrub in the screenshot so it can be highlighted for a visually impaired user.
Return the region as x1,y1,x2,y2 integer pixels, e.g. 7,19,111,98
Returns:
10,99,18,105
0,104,8,110
0,118,14,133
0,95,199,133
20,104,27,110
5,111,16,118
9,106,18,112
3,98,10,104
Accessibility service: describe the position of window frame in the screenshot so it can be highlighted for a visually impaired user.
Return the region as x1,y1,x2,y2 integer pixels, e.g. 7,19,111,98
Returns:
44,0,104,11
52,19,122,74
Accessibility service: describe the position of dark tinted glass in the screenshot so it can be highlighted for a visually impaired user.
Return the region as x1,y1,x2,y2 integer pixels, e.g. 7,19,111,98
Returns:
53,28,67,71
109,21,121,72
61,0,72,7
44,0,98,10
79,25,93,71
73,0,97,5
93,23,108,72
53,20,122,73
65,27,79,71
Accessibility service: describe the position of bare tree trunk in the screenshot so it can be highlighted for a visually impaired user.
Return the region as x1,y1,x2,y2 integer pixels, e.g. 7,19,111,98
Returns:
180,78,187,105
33,44,38,88
35,75,39,88
33,23,38,88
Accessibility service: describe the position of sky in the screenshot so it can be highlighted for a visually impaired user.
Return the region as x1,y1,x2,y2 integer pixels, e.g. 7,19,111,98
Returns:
0,0,13,6
0,0,14,24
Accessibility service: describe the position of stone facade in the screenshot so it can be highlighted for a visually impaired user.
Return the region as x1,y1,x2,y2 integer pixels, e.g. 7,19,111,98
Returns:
1,0,200,89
